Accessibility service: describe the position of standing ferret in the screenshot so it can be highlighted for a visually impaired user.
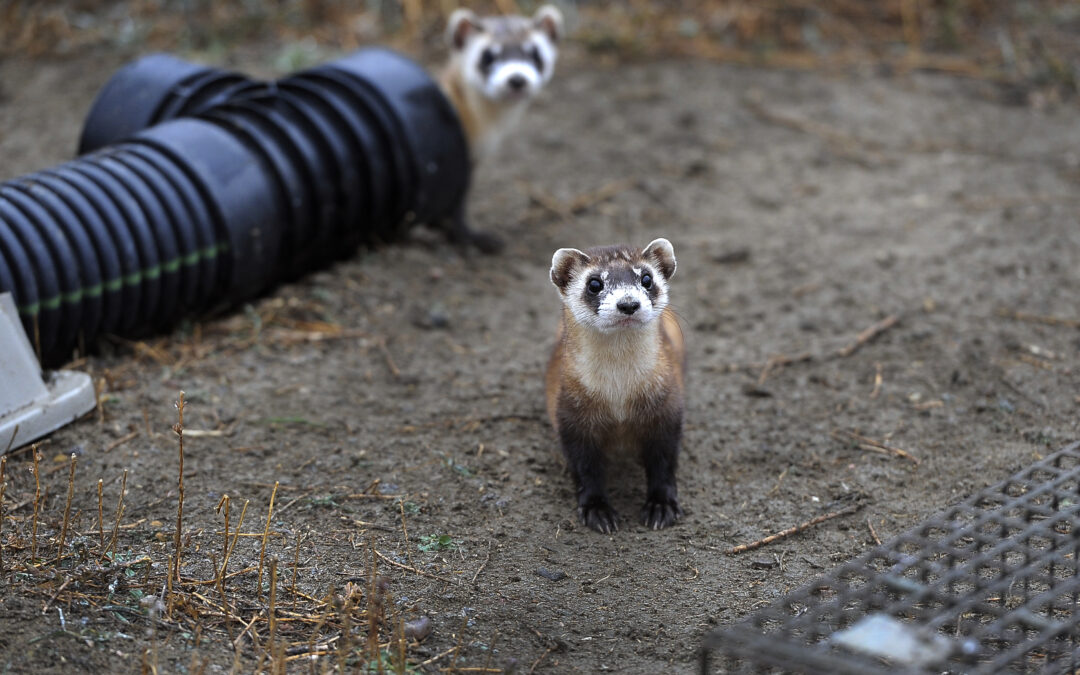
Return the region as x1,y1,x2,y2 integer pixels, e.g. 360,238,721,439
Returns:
546,239,685,533
438,5,563,254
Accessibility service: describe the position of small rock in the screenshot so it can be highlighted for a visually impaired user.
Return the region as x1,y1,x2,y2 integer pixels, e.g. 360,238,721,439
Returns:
404,616,433,642
742,385,773,398
427,306,450,329
535,567,567,582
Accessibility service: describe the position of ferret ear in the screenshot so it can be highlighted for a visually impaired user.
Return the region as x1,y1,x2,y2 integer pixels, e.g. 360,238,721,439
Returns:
550,248,589,290
446,9,483,51
642,238,676,280
532,5,563,43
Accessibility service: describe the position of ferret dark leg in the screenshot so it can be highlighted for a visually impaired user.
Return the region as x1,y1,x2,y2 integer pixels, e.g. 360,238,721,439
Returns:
445,200,504,255
640,414,683,530
558,420,618,534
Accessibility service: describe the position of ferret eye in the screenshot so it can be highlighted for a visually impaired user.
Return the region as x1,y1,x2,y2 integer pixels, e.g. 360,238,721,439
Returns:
641,273,653,289
587,278,604,294
479,48,496,70
527,44,544,72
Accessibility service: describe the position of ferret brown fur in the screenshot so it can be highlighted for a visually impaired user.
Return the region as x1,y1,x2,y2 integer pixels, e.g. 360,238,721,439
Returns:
546,239,685,533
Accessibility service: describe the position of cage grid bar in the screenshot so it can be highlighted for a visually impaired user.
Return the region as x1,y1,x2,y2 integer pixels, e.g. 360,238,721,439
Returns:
701,441,1080,674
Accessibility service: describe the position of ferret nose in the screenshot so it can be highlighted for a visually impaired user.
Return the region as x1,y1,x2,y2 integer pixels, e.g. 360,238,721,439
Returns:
507,74,527,90
617,299,641,316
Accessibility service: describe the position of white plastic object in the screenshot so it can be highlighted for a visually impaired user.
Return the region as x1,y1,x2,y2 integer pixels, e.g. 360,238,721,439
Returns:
0,292,95,453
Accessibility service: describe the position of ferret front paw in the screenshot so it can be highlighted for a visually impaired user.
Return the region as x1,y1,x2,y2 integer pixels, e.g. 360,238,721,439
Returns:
640,494,682,530
578,497,619,534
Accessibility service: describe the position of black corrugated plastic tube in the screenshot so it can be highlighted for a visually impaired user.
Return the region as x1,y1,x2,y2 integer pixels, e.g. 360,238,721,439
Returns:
0,48,469,366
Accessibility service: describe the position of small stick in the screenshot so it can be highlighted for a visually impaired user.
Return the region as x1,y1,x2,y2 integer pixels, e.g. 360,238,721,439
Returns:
216,495,230,581
415,646,458,668
105,430,138,452
998,309,1080,329
395,610,406,675
377,337,401,378
257,482,279,597
56,453,77,560
173,392,186,583
96,479,104,548
95,378,106,426
291,532,301,610
210,553,235,644
103,470,128,561
726,503,863,555
834,315,899,358
0,456,6,579
521,181,572,222
472,543,492,585
482,631,499,675
30,445,41,562
528,647,554,674
222,499,249,581
565,179,634,214
756,352,813,385
832,429,920,465
869,362,883,399
268,558,279,673
398,499,416,575
867,516,882,546
42,577,71,613
366,537,379,664
231,612,262,650
306,588,335,675
373,549,455,583
766,465,790,497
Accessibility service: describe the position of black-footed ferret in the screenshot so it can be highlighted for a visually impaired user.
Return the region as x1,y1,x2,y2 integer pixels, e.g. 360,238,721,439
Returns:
545,239,686,533
438,5,563,254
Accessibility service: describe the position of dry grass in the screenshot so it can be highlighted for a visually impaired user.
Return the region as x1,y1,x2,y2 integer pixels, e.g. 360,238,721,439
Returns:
0,1,1076,98
0,384,423,673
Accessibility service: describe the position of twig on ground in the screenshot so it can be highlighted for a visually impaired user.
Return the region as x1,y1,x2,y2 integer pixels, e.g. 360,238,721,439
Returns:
834,315,900,358
0,457,4,578
96,479,104,548
102,470,127,561
173,392,186,588
257,482,280,597
867,516,883,546
727,503,863,555
30,446,41,561
472,542,492,585
529,647,555,674
399,499,416,575
416,646,458,668
869,362,883,399
105,431,138,452
766,466,790,497
757,352,813,386
377,337,401,378
832,429,920,465
998,309,1080,329
373,549,455,584
56,454,76,561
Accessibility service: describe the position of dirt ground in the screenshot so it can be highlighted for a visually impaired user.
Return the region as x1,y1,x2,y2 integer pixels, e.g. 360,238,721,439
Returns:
1,38,1080,674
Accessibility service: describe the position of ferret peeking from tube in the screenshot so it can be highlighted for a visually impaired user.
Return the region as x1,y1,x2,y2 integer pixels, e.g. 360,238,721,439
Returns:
437,5,563,254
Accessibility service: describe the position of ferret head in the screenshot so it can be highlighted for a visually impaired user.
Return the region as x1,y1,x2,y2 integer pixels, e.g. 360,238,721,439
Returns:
550,239,677,334
446,5,562,103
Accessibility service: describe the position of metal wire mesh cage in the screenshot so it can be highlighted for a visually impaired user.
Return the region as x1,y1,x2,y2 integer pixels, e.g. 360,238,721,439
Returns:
701,441,1080,674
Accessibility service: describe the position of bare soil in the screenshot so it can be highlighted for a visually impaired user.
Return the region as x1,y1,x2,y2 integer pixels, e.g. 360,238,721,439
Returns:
1,42,1079,674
